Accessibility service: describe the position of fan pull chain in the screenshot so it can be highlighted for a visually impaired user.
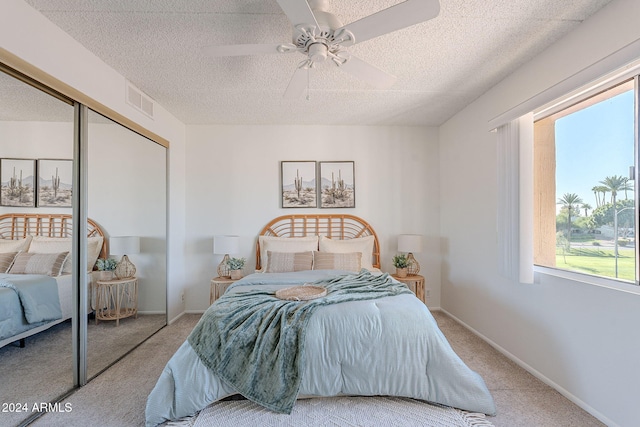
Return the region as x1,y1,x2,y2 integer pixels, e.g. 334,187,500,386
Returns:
306,67,310,101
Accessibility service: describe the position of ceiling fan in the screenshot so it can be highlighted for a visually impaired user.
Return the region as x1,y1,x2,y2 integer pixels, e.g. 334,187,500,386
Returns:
202,0,440,99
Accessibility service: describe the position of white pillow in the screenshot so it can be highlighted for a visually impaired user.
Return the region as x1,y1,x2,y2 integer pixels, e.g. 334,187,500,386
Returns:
258,235,318,272
0,236,32,253
318,235,375,271
28,235,104,273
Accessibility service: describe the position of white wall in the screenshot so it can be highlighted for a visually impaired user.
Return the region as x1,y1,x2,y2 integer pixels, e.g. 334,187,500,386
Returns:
439,0,640,426
1,0,187,322
184,125,440,311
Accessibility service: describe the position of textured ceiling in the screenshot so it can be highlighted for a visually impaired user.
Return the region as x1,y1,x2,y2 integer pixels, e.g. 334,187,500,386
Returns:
6,0,614,125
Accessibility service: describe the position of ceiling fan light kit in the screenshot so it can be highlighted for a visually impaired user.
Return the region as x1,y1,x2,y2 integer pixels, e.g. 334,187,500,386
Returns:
203,0,440,98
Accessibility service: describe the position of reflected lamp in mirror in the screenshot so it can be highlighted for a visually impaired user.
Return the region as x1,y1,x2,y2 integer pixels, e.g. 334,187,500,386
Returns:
214,235,239,279
110,236,140,279
397,234,423,276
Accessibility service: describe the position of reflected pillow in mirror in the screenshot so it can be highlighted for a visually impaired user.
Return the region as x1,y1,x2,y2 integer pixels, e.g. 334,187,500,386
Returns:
28,236,103,273
0,236,33,253
0,252,18,273
9,251,69,276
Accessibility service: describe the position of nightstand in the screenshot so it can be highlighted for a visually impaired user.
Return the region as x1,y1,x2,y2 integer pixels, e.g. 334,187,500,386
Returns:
210,276,236,305
95,277,138,326
391,274,425,303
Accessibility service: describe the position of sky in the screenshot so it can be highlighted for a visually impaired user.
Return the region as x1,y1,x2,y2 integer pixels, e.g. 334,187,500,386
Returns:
555,89,635,212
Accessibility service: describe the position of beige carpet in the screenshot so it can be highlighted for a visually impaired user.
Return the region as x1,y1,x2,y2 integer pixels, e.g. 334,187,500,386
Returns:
183,396,493,427
30,311,606,427
0,314,165,427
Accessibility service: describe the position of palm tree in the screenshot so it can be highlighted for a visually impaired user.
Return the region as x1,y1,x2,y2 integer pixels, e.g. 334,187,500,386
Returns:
600,175,632,204
581,203,592,217
557,193,584,244
591,185,608,208
600,175,634,277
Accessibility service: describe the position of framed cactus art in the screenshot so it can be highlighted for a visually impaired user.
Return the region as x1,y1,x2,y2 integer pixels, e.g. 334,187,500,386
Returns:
319,161,355,208
281,161,317,208
0,158,36,207
37,159,72,207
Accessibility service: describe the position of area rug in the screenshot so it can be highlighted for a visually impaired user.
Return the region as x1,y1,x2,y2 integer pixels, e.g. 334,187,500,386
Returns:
169,396,494,427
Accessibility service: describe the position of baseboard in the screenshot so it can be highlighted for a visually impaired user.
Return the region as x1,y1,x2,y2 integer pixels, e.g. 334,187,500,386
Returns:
438,308,617,427
168,311,185,325
184,309,207,314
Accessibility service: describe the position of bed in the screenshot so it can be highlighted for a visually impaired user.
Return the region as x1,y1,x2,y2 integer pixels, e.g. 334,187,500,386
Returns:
0,213,107,349
145,214,496,426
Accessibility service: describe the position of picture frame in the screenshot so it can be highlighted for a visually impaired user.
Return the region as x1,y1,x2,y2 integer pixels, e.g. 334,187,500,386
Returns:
37,159,73,207
281,161,317,208
319,161,355,208
0,158,36,207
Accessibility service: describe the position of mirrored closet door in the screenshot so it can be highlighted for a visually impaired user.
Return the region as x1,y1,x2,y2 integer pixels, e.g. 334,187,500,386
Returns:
0,67,168,426
86,109,167,379
0,69,76,427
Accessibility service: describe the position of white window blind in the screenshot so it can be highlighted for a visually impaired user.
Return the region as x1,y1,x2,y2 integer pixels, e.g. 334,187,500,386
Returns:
497,114,534,284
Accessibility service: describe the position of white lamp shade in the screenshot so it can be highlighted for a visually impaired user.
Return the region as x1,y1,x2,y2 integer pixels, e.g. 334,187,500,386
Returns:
213,235,239,255
109,236,140,255
398,234,423,253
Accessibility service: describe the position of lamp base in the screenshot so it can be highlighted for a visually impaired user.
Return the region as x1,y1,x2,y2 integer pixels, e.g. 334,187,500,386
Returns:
406,252,420,276
217,254,231,278
115,254,136,279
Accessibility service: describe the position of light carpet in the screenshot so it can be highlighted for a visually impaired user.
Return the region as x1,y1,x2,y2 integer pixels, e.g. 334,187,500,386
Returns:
169,396,494,427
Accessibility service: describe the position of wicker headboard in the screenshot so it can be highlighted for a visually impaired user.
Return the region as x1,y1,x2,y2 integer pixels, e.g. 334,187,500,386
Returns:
256,214,381,271
0,213,108,258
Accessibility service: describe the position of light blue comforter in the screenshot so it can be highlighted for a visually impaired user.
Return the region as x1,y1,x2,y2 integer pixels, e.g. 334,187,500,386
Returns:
145,270,496,426
0,273,62,341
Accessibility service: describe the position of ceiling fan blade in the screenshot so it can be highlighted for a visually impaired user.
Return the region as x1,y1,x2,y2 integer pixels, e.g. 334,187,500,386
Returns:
201,43,297,57
338,54,396,89
276,0,319,27
283,67,308,99
338,0,440,45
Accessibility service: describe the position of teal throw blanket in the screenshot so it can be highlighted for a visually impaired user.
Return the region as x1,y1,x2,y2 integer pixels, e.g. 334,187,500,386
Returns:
187,270,412,414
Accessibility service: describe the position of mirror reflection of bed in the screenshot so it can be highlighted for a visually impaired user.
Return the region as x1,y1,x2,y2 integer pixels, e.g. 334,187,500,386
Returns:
0,212,165,425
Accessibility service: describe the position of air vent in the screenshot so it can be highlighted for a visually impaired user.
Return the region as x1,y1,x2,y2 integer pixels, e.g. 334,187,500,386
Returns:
126,81,154,119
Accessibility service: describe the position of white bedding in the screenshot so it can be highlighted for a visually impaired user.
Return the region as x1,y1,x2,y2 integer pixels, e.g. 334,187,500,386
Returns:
146,270,496,426
0,272,94,349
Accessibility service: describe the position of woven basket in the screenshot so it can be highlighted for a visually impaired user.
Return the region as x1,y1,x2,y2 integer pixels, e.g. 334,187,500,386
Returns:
275,285,327,301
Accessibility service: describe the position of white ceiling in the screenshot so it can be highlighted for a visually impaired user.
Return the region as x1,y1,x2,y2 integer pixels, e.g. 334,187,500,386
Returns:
12,0,613,126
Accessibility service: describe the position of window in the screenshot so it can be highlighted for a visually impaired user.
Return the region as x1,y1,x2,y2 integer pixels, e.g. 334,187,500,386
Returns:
533,77,637,284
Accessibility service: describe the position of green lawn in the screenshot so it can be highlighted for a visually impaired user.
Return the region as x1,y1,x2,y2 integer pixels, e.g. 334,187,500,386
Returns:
556,247,635,281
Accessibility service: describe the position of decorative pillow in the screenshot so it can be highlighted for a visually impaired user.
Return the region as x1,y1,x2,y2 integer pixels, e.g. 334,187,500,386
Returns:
0,252,18,273
28,236,103,273
318,235,375,271
313,251,361,272
258,235,319,271
265,251,313,273
9,251,69,276
0,236,33,253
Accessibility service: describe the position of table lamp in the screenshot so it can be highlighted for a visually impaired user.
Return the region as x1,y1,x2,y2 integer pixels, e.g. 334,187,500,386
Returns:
110,236,140,279
398,234,423,276
214,235,239,279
